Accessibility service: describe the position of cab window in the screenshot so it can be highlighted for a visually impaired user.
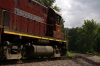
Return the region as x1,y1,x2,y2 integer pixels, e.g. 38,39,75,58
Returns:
3,10,10,26
28,0,31,3
57,16,61,24
42,8,46,14
14,0,20,7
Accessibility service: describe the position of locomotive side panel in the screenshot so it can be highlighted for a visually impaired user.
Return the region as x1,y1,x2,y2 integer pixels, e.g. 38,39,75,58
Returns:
13,14,17,30
34,21,40,35
16,15,21,31
9,12,14,29
20,17,28,32
53,24,64,39
0,0,14,11
19,0,27,10
17,0,48,35
28,20,35,34
39,23,45,36
28,1,34,13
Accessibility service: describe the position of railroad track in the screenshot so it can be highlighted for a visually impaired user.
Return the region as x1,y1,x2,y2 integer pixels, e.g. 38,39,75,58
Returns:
0,53,100,66
0,57,67,65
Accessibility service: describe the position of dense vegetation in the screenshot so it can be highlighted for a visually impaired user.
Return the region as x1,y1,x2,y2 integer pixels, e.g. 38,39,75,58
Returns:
68,19,100,54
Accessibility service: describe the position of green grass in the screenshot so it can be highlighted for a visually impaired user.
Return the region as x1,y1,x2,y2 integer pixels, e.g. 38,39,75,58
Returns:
66,51,73,57
86,51,100,56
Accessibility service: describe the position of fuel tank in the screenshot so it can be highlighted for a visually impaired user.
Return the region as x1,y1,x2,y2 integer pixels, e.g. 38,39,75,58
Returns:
29,45,53,56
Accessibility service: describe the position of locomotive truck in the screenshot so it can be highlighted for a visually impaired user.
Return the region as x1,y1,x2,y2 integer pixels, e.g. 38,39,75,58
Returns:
0,0,67,60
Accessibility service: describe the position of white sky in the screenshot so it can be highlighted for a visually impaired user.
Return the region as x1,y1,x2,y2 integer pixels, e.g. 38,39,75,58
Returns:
54,0,100,28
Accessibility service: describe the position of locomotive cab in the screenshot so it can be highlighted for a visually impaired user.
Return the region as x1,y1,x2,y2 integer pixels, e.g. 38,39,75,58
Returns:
46,8,64,39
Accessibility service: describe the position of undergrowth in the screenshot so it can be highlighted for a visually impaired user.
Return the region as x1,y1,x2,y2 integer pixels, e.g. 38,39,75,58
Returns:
66,51,73,57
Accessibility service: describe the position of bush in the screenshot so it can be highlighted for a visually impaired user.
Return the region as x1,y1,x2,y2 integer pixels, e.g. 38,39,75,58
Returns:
66,51,73,57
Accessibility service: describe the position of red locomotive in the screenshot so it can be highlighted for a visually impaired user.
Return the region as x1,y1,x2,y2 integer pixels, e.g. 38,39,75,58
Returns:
0,0,67,60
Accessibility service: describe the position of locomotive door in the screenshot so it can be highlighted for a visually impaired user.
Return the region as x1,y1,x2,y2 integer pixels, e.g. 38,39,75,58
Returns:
0,9,2,25
0,9,10,43
0,9,3,44
46,13,53,36
46,11,55,37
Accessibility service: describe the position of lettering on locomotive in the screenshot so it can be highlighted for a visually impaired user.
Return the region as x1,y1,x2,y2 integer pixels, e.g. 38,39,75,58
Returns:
14,8,44,22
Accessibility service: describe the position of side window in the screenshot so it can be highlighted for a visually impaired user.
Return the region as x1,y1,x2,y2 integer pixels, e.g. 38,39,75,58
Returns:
0,9,2,25
32,1,36,5
49,14,54,21
57,16,61,24
3,11,10,26
42,8,46,14
14,0,20,7
28,0,31,3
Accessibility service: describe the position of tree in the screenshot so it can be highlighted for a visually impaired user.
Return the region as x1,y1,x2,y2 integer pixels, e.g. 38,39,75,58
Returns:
95,24,100,53
68,19,99,53
35,0,61,12
35,0,55,7
61,19,65,33
68,27,79,51
52,5,61,12
82,19,98,53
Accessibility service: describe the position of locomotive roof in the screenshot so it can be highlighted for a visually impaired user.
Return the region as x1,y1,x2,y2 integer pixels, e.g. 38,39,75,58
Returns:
32,0,47,8
33,0,62,17
53,9,62,16
49,7,62,17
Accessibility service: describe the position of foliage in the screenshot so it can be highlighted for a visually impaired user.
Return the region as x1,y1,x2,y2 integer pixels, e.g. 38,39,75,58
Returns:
68,27,79,51
61,19,65,33
35,0,55,7
66,51,73,57
52,5,61,12
68,19,100,54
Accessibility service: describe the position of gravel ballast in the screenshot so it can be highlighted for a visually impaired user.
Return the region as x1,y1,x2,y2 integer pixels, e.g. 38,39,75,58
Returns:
0,54,100,66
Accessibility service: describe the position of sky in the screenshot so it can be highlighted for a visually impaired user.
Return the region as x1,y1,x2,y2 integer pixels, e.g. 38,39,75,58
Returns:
54,0,100,28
